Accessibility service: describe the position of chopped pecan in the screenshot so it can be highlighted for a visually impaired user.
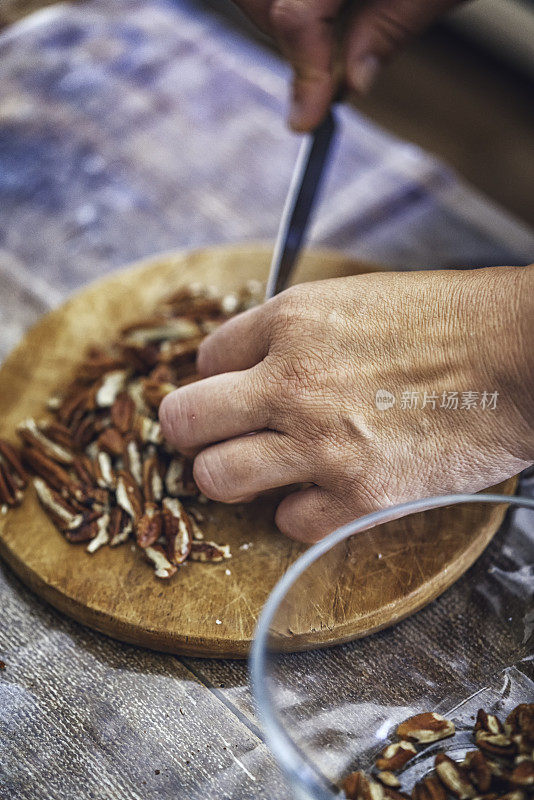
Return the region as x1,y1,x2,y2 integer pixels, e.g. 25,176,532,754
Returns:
397,713,455,744
143,454,163,503
136,502,162,549
86,513,110,553
122,317,200,345
77,348,125,382
464,750,493,793
134,414,162,445
142,376,176,409
123,435,143,485
377,773,401,789
23,446,81,499
476,732,517,759
158,338,201,367
116,470,143,522
71,455,95,487
476,710,505,736
33,478,83,531
164,457,198,498
189,540,231,562
108,506,133,547
95,370,128,408
376,742,417,772
93,450,117,490
343,772,384,800
435,754,476,799
144,544,177,579
58,385,95,427
97,428,125,457
0,439,29,487
506,705,534,749
40,421,74,451
17,418,74,464
111,392,135,434
162,497,192,565
0,462,24,506
412,776,447,800
510,760,534,788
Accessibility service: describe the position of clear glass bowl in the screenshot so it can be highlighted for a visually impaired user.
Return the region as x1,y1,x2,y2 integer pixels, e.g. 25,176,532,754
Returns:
251,493,534,800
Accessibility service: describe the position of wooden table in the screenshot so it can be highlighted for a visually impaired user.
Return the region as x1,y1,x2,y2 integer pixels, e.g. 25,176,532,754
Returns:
0,1,532,798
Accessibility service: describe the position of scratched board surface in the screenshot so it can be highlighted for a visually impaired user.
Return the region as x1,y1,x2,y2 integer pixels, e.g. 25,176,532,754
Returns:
0,0,533,798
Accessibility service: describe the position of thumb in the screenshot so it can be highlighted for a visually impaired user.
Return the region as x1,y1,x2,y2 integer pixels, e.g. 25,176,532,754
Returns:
344,0,459,94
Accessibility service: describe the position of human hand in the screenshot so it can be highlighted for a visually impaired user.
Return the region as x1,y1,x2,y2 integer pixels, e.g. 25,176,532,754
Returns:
232,0,462,131
160,266,534,542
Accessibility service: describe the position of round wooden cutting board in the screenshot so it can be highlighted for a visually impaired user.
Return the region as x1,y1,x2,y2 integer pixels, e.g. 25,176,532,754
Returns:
0,245,517,657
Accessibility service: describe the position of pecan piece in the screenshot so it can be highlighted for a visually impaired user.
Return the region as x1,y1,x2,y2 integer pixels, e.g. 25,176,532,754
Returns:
24,446,81,499
412,776,447,800
476,732,517,759
136,502,162,549
134,414,162,445
97,428,125,457
476,710,505,736
33,478,83,531
111,392,135,434
108,506,133,547
142,376,176,410
77,348,125,382
506,705,534,751
145,544,177,579
510,760,534,788
123,435,143,485
93,450,117,490
122,317,200,345
464,750,493,793
397,713,455,744
116,470,143,522
17,418,73,464
376,742,417,771
0,462,24,506
343,772,384,800
435,754,476,799
143,454,163,503
40,421,74,451
377,773,401,789
189,540,231,562
162,497,192,565
0,439,28,487
95,370,128,408
86,513,110,553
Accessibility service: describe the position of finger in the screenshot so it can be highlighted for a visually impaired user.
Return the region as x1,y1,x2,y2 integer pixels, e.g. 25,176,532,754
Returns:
197,305,268,378
275,485,373,543
159,370,268,453
344,0,455,94
269,0,345,131
193,430,311,502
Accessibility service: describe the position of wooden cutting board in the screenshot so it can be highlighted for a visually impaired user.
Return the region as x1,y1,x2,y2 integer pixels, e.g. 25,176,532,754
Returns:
0,245,517,657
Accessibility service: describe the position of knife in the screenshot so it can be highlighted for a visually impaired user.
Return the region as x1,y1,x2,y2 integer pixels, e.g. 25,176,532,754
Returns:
264,110,337,300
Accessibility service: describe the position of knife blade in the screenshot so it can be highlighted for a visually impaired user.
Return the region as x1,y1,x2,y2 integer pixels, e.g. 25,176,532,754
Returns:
264,110,337,300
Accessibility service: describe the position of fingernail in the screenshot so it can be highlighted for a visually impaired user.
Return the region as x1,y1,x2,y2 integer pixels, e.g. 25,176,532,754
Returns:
351,55,379,94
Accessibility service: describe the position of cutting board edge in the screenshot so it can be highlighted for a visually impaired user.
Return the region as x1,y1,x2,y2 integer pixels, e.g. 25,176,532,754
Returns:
0,476,517,658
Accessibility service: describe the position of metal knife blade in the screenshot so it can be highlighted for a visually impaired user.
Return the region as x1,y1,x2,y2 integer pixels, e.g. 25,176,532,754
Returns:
264,110,337,300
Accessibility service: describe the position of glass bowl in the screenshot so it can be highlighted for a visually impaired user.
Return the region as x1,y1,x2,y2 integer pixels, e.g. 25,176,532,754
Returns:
251,492,534,800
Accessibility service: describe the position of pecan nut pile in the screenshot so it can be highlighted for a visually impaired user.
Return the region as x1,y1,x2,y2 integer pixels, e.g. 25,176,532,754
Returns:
342,704,534,800
0,281,262,579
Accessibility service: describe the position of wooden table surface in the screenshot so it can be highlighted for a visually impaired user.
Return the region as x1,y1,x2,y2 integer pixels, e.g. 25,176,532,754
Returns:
0,1,532,798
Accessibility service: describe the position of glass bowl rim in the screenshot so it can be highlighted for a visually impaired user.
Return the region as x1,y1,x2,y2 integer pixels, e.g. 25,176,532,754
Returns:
250,491,534,800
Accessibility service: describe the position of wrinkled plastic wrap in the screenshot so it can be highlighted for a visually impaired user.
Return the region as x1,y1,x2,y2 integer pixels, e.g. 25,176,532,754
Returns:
0,0,533,797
